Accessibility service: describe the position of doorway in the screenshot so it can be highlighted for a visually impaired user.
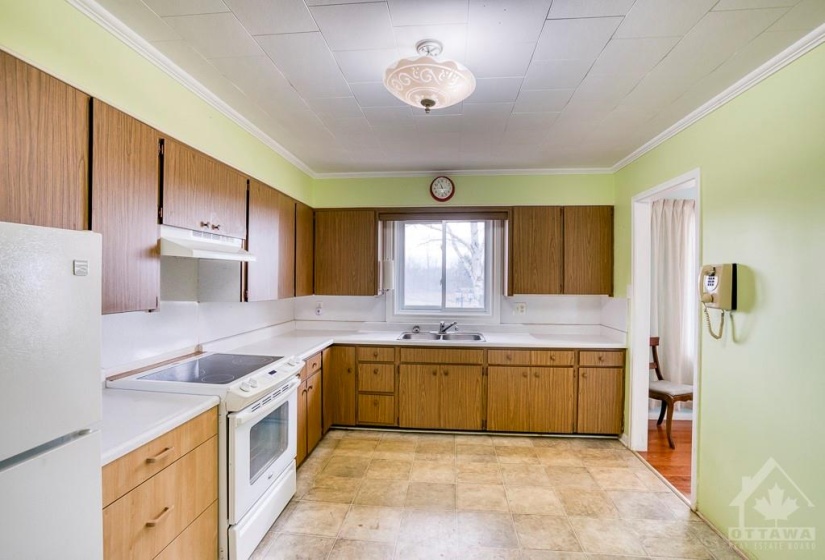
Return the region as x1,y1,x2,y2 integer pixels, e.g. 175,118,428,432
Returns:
628,169,700,504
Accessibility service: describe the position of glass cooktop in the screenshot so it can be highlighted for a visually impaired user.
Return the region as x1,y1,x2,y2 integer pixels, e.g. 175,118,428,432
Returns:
139,353,281,385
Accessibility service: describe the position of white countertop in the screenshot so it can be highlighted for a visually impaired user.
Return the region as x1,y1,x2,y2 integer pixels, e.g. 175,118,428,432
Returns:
100,389,219,465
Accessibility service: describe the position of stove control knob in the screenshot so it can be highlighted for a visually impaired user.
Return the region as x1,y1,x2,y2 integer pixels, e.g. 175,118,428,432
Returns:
248,378,259,388
240,381,251,392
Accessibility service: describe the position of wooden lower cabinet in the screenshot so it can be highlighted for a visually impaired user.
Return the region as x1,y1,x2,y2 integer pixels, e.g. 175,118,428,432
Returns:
102,408,218,560
324,346,356,426
297,361,324,466
297,378,308,465
488,367,575,433
398,364,483,430
577,367,624,434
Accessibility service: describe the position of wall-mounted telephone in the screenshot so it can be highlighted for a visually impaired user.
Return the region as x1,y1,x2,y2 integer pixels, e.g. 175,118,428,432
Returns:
699,263,737,339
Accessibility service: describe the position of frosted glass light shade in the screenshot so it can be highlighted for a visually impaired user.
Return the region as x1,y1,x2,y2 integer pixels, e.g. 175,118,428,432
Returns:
383,55,476,112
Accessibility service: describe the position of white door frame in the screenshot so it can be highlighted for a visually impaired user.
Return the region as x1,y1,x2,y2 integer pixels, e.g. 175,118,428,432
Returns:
628,168,701,505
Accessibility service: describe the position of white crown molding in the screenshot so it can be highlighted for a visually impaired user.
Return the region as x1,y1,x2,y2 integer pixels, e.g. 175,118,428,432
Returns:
314,167,614,179
611,22,825,173
66,0,317,179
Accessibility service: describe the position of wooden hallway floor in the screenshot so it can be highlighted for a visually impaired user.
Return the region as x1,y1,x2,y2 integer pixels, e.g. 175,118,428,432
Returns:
639,419,693,499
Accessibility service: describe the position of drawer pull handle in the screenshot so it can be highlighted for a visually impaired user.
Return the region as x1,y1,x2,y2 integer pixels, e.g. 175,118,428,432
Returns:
443,370,449,376
146,447,174,464
373,351,379,358
522,371,528,378
432,370,438,376
146,506,174,527
373,368,378,375
598,356,604,362
550,355,556,361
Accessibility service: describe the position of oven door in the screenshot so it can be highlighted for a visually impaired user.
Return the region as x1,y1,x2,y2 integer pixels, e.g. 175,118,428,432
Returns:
228,376,299,524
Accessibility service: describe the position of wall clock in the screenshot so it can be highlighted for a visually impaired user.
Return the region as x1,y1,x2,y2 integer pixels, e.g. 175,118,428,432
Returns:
430,176,455,202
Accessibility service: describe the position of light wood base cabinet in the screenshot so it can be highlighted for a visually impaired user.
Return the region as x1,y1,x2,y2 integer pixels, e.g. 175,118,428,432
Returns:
399,363,483,431
297,353,324,466
488,367,576,433
324,346,356,427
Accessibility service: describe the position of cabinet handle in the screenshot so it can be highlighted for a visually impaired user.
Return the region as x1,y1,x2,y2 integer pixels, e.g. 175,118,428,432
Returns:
200,221,211,228
443,370,449,376
145,447,174,464
506,354,512,361
211,223,221,231
598,355,604,362
582,372,588,379
550,355,556,361
432,370,438,376
373,398,378,406
347,368,352,373
373,368,378,375
534,372,539,378
372,351,379,358
307,385,313,391
146,505,174,527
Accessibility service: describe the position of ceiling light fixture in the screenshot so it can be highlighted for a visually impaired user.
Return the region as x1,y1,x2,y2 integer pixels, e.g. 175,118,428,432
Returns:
383,40,476,114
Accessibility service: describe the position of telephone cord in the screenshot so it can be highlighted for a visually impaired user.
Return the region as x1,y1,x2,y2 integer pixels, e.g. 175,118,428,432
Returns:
703,304,725,340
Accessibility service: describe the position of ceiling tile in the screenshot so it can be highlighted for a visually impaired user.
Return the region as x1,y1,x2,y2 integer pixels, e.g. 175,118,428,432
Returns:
714,0,800,9
256,32,352,98
534,17,622,60
522,59,592,90
617,66,696,112
394,23,468,61
208,55,309,113
307,97,365,119
388,0,469,26
502,127,551,144
305,0,372,4
321,116,373,136
310,3,396,51
467,0,553,44
334,49,400,83
413,114,463,133
143,0,229,17
589,37,680,79
566,72,642,110
768,0,825,31
466,40,535,78
513,89,575,113
224,0,317,35
469,77,523,103
615,0,717,38
362,106,415,127
163,13,262,58
95,0,181,42
349,82,408,107
506,112,560,130
547,0,635,19
655,8,788,83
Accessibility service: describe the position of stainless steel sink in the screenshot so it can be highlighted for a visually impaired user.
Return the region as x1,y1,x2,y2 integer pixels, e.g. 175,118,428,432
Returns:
397,332,485,342
440,333,485,341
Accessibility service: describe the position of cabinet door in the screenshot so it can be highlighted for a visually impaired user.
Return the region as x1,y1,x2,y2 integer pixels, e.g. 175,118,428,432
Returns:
314,210,377,295
91,100,160,314
296,379,307,465
439,366,484,430
306,371,323,453
398,365,441,429
487,367,531,432
162,139,248,239
530,368,576,434
324,346,356,426
563,206,613,295
247,180,280,301
509,206,562,295
0,51,89,230
278,193,296,299
577,368,623,434
295,202,314,297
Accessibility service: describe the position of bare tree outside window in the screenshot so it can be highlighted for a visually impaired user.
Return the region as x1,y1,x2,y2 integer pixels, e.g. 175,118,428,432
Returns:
399,220,489,311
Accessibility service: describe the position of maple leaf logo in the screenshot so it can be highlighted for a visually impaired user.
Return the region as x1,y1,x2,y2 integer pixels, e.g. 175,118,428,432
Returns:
753,484,799,526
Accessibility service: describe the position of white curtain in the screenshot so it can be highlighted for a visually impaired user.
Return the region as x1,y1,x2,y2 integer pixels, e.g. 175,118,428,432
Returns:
650,199,697,409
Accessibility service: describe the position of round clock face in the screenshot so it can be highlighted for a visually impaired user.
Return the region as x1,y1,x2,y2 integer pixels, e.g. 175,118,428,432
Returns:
430,176,455,202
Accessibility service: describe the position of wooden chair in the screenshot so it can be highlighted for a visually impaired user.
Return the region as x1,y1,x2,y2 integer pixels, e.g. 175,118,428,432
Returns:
649,337,693,449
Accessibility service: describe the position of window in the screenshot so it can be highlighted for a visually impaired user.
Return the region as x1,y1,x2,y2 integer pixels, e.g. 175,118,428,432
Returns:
396,220,493,314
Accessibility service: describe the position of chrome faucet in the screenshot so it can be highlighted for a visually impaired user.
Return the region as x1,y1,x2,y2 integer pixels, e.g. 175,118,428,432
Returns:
438,321,458,334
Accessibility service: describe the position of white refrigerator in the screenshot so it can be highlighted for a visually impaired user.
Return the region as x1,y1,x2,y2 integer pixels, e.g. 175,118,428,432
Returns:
0,222,103,559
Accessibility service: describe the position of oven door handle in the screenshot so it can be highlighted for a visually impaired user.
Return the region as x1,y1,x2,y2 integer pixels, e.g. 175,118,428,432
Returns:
231,376,301,428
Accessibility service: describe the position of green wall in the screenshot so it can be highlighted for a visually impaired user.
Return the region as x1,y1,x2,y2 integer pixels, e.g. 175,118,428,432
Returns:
614,44,825,559
312,174,614,207
0,0,312,202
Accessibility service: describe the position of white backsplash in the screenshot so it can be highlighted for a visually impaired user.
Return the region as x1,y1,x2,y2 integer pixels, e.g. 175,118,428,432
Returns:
293,295,387,322
500,295,604,324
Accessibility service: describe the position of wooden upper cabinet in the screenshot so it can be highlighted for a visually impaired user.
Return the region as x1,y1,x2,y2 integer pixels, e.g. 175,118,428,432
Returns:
564,206,613,295
0,51,89,230
247,181,295,301
509,206,563,295
162,139,247,239
91,100,160,314
295,202,314,297
278,193,296,299
314,209,377,295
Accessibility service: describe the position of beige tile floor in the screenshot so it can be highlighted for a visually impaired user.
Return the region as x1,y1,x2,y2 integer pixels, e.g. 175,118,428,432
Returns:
252,429,742,560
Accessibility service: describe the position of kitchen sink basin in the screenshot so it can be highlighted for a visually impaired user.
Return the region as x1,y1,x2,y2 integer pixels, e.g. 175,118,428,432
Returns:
397,332,486,342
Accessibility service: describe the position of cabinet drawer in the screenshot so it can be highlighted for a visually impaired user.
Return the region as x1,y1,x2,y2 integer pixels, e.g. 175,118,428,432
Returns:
358,363,395,393
357,346,395,362
358,395,396,425
487,349,530,365
579,351,625,367
103,437,218,559
154,500,217,560
399,348,484,364
102,407,217,507
531,350,575,366
306,352,322,374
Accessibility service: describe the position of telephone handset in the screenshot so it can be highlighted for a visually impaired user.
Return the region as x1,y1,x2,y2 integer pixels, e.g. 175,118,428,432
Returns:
699,263,737,339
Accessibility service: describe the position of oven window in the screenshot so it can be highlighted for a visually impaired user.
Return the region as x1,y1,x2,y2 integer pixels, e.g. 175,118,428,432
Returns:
249,402,289,483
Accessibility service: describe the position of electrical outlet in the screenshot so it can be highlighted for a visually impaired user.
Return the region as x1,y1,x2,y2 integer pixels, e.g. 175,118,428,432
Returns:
514,302,527,315
315,302,323,316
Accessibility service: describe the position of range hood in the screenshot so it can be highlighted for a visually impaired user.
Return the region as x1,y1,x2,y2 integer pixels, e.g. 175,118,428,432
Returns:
160,225,256,262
